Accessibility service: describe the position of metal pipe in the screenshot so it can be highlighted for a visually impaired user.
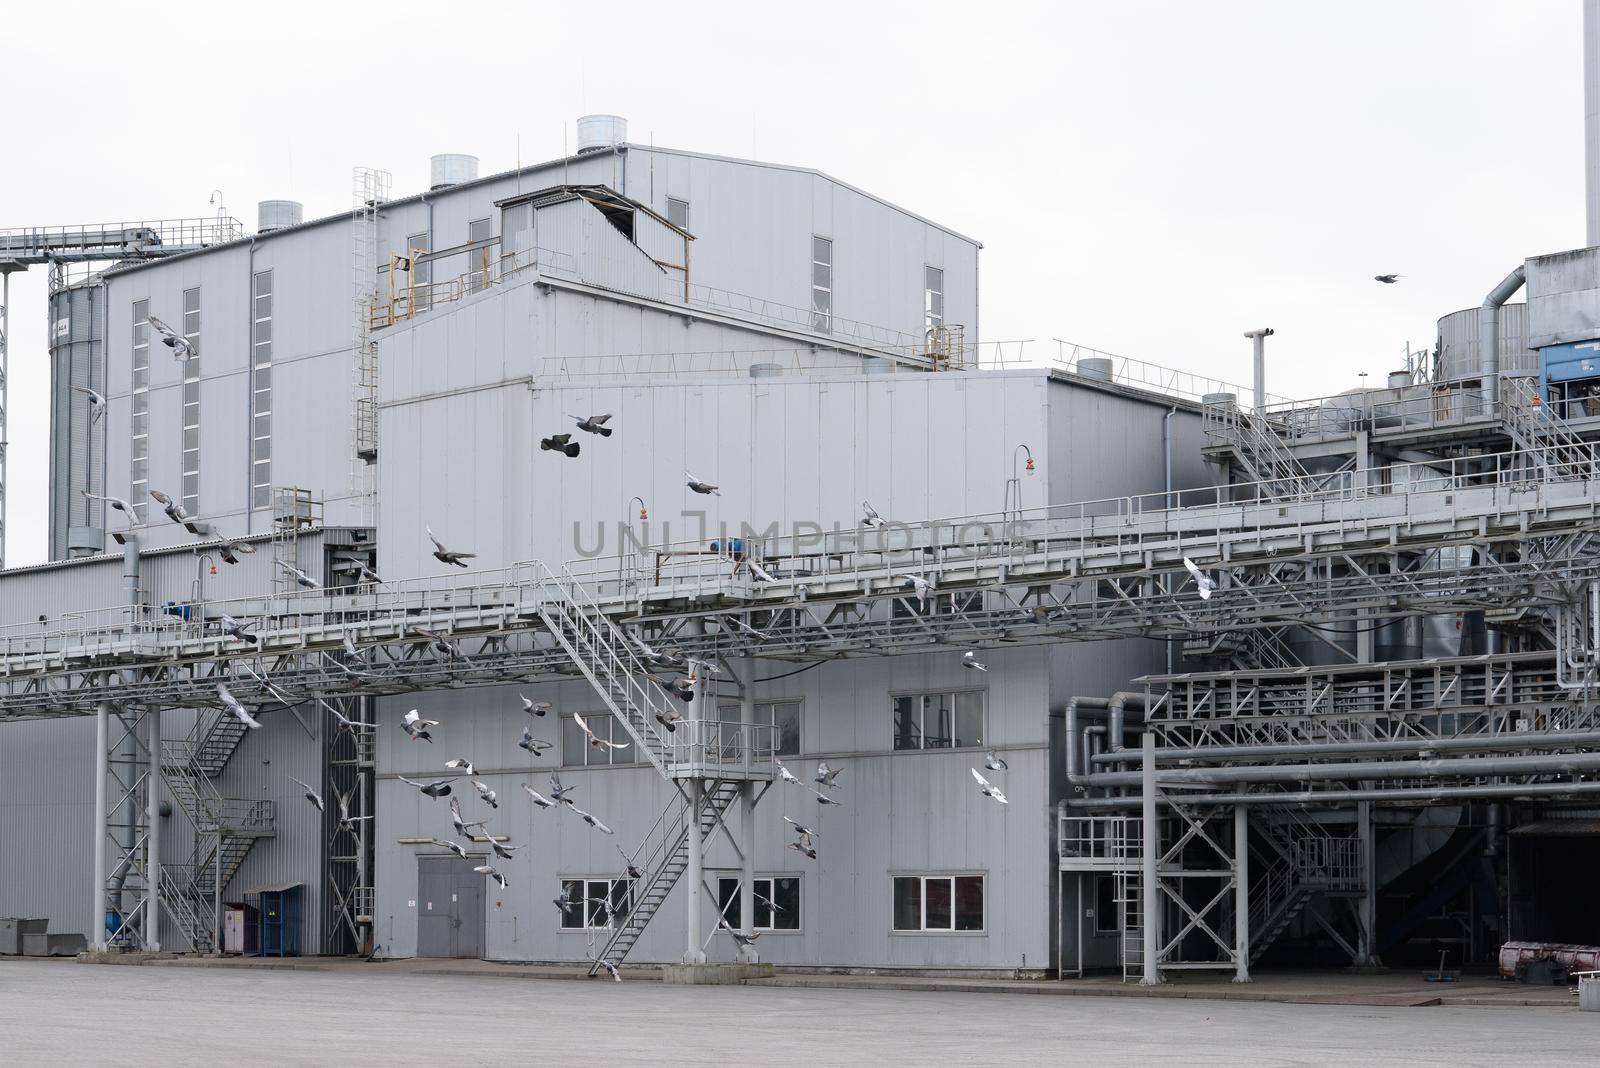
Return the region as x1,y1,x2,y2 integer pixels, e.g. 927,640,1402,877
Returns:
146,707,162,951
92,703,108,951
1139,733,1160,985
1233,804,1249,983
1089,729,1600,767
1069,780,1600,810
122,532,141,615
739,657,757,961
1087,749,1600,788
1082,725,1105,786
1245,328,1274,412
1107,692,1145,752
1589,0,1600,245
1065,698,1110,787
1479,264,1525,405
684,777,705,965
1163,406,1178,674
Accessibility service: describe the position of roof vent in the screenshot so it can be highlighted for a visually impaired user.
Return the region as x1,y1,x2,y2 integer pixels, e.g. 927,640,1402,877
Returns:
430,154,480,190
576,114,627,154
257,200,303,233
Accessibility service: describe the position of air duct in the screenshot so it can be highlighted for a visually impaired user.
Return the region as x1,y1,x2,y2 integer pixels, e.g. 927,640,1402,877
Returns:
429,154,479,190
1480,264,1526,405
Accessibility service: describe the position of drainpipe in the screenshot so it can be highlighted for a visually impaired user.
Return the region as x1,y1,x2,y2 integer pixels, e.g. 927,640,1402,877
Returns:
1479,264,1526,406
1162,406,1178,673
1065,697,1110,787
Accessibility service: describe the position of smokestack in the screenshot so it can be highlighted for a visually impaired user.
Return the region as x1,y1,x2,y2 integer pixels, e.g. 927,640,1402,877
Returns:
1587,1,1600,245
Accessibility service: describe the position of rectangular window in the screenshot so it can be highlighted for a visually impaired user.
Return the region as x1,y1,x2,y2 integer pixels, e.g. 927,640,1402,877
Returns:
251,270,273,509
407,231,431,311
558,878,632,929
892,875,984,932
562,712,635,767
666,197,689,231
180,287,201,515
893,691,985,751
129,299,150,523
925,265,944,330
1094,875,1119,935
715,876,800,931
810,235,832,332
715,699,801,757
466,217,492,293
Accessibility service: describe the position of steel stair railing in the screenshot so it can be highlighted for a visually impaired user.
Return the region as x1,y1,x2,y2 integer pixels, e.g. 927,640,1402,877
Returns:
1503,375,1600,480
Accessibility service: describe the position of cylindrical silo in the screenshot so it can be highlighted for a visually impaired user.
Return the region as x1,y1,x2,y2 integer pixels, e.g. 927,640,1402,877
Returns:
47,273,108,559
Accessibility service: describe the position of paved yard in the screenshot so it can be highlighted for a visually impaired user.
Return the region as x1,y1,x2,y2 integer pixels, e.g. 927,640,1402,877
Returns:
1,958,1591,1066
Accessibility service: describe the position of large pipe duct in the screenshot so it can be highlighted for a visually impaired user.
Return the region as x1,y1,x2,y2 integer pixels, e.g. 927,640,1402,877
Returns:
1479,264,1526,405
1588,0,1600,245
1070,780,1600,811
1089,729,1600,767
1086,748,1600,789
1064,697,1109,786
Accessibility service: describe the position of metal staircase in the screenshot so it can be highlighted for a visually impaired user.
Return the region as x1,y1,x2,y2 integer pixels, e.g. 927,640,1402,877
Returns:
586,779,743,975
1503,375,1598,479
1202,397,1312,499
1248,808,1362,965
159,710,275,951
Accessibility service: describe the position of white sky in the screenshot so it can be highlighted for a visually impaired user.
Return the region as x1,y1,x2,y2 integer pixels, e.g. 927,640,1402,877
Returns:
0,0,1584,566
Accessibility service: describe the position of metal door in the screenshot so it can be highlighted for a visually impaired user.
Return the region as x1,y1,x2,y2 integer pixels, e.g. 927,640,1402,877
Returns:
416,857,485,958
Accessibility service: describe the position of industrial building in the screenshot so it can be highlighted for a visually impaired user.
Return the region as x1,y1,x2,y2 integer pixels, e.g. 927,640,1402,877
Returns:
5,62,1600,982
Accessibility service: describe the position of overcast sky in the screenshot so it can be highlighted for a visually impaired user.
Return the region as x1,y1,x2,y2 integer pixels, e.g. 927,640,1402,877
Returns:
0,1,1584,566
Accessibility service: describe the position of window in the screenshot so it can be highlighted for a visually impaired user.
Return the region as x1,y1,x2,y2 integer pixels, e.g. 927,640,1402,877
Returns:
666,197,690,231
716,876,800,931
1094,875,1120,935
925,266,944,330
715,699,801,757
893,875,984,932
558,878,633,930
562,712,635,766
893,691,984,751
466,217,492,292
251,271,273,509
407,231,431,311
810,235,832,331
129,300,151,523
180,287,201,515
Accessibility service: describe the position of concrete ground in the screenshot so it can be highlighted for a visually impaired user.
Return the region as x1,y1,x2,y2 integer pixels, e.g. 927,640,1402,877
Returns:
3,958,1595,1066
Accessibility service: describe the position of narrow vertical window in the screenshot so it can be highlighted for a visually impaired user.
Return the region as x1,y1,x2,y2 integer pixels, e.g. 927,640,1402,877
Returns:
129,300,150,523
811,236,832,331
251,270,273,509
924,265,944,330
466,217,492,293
407,231,431,312
181,287,201,515
666,197,689,231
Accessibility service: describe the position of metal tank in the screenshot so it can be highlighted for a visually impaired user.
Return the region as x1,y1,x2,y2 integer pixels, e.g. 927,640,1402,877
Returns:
429,154,479,190
257,200,303,233
1436,303,1536,380
46,274,106,559
576,114,628,154
1076,357,1114,382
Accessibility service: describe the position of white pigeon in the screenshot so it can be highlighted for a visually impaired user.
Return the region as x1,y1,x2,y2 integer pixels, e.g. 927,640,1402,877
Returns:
971,767,1009,805
597,958,622,982
450,797,487,838
289,776,324,812
685,470,720,496
335,789,371,829
401,708,439,744
427,525,476,568
471,779,499,809
1183,557,1216,601
861,500,885,529
776,762,805,787
474,864,509,890
277,560,322,589
73,385,107,421
962,650,988,672
522,784,557,809
444,757,477,776
520,694,551,717
82,490,134,516
217,684,261,729
900,573,934,608
574,712,630,751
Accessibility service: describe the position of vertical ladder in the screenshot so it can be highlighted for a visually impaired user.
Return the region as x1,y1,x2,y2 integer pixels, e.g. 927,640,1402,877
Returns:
350,168,389,500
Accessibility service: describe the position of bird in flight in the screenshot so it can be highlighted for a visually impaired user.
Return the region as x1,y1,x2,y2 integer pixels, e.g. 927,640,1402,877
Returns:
441,840,469,861
631,635,682,665
984,750,1009,772
784,815,820,839
900,574,934,609
571,413,614,437
1374,274,1402,284
617,844,644,880
427,526,476,568
540,432,582,457
521,694,551,717
398,775,454,798
148,489,194,528
522,783,557,809
335,789,370,830
971,767,1009,805
215,613,259,645
962,650,988,672
471,779,500,809
401,708,439,744
596,958,622,982
861,501,885,529
485,836,521,861
570,805,615,835
450,797,488,838
289,776,324,812
548,775,577,806
788,838,818,861
73,385,107,422
217,684,261,729
412,627,461,660
215,536,258,566
148,314,195,359
775,762,805,787
574,713,630,751
82,490,134,517
353,563,382,585
444,757,477,777
812,788,842,807
653,707,683,733
518,727,553,754
1182,557,1216,601
813,762,844,790
277,560,322,590
685,470,720,496
474,864,509,890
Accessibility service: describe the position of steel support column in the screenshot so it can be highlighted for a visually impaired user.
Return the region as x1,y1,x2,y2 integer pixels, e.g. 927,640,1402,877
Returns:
1356,798,1377,966
145,707,162,952
1140,732,1162,985
738,657,758,963
92,703,109,951
684,777,706,964
1233,803,1250,982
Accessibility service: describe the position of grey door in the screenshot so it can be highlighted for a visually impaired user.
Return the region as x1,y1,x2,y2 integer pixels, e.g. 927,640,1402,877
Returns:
416,857,485,958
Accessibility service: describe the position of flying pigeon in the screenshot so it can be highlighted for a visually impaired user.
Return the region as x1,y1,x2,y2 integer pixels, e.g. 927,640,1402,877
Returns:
861,501,885,529
474,864,509,890
784,815,820,839
471,779,499,809
217,684,261,729
653,707,683,733
289,776,324,812
962,650,988,672
617,845,643,879
82,490,134,517
522,784,557,809
485,836,521,861
1374,274,1402,284
450,797,487,838
900,573,934,609
574,712,630,751
597,958,622,982
571,805,615,835
216,537,258,566
215,613,259,645
148,489,192,527
553,883,577,912
401,709,439,743
520,694,551,717
985,750,1009,772
549,775,577,806
1182,557,1215,601
787,840,818,860
813,762,843,790
631,636,682,665
73,385,107,421
776,762,805,787
540,432,581,457
441,840,469,860
277,560,322,589
354,563,383,585
812,788,842,807
317,699,361,732
148,314,195,359
571,413,614,436
412,627,460,660
427,525,476,568
444,757,477,777
518,727,553,754
685,470,720,496
398,775,454,798
971,767,1009,805
335,789,371,830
